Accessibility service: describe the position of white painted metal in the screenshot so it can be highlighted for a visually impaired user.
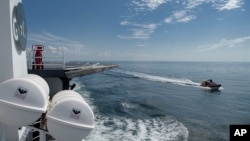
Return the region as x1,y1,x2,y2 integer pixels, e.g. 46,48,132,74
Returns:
24,74,50,96
0,0,28,140
46,90,94,141
0,0,95,140
0,77,49,126
0,0,27,82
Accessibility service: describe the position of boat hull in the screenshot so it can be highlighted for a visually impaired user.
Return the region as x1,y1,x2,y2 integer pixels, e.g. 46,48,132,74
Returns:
201,84,221,91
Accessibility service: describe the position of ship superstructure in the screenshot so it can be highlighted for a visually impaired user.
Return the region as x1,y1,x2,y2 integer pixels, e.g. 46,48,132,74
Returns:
0,1,117,141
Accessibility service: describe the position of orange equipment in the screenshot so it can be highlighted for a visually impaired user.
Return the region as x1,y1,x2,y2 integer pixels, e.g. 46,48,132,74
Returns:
32,45,44,70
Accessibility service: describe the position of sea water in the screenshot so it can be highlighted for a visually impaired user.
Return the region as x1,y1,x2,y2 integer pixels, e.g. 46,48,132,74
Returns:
71,61,250,141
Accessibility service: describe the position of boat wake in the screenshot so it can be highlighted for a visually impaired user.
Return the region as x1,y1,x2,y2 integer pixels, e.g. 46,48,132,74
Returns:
70,78,189,141
112,69,200,88
87,114,189,141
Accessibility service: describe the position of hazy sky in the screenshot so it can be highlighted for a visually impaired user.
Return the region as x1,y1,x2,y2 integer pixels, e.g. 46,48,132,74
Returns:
23,0,250,62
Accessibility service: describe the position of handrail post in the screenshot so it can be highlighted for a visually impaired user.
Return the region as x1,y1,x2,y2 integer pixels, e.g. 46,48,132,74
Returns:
28,45,66,69
63,50,65,69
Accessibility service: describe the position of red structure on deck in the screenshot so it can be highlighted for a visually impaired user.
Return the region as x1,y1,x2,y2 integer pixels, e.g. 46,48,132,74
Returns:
32,45,44,70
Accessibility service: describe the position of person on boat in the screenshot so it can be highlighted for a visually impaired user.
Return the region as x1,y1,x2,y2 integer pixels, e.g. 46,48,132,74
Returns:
201,79,213,87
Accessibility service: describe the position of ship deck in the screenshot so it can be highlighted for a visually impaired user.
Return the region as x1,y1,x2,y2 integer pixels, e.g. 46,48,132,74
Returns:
28,63,118,79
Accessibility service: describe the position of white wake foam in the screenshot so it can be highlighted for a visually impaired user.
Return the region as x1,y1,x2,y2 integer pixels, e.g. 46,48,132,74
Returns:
113,69,200,87
121,102,140,110
71,78,189,141
86,115,189,141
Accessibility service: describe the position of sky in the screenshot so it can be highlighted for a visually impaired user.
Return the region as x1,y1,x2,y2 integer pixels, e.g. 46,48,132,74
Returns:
23,0,250,62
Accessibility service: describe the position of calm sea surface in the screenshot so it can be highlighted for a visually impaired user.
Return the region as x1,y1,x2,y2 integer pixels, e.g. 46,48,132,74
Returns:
71,61,250,141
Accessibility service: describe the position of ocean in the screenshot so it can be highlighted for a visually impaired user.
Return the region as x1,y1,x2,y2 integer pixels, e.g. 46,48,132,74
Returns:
70,61,250,141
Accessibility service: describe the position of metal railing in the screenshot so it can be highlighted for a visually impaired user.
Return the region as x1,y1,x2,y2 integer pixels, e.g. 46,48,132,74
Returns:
27,48,65,70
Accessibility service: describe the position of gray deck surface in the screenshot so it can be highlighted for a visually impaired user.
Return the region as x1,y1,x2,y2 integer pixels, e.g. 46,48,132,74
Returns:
28,63,118,79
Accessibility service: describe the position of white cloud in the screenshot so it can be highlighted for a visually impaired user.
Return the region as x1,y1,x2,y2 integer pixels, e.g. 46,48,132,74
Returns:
164,10,196,23
178,15,196,22
116,35,131,40
132,0,170,11
198,36,250,52
164,0,242,24
185,0,209,9
164,17,172,23
118,21,159,40
120,20,130,26
120,0,244,41
216,0,243,11
46,45,68,53
185,0,243,11
129,0,244,23
173,10,187,19
28,32,85,56
132,0,243,11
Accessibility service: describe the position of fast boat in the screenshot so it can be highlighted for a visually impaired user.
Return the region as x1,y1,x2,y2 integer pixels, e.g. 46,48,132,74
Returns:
200,79,222,91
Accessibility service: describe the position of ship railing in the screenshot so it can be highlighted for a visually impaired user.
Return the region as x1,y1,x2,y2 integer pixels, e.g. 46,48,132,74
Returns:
27,48,66,70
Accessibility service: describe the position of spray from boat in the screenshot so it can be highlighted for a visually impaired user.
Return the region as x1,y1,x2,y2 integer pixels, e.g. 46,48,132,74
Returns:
112,69,223,90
